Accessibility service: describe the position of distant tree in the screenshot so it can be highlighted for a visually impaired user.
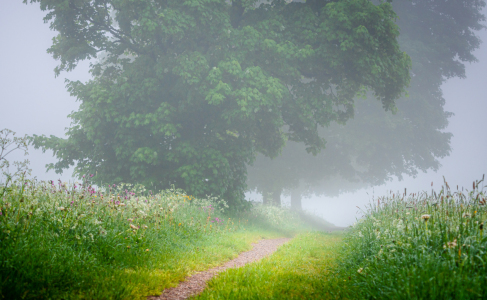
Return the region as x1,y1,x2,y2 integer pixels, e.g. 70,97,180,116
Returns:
247,0,486,209
28,0,410,207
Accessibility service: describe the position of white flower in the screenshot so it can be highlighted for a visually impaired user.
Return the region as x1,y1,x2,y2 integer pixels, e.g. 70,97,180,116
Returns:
421,214,431,221
357,268,363,274
57,207,65,211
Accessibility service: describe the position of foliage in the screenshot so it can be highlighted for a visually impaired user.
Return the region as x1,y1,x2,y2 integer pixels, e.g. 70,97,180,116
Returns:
336,178,487,299
246,0,486,208
0,128,31,185
196,232,344,300
27,0,410,206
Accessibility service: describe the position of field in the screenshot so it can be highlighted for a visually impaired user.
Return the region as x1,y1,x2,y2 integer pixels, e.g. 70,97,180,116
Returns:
0,177,329,299
1,176,486,299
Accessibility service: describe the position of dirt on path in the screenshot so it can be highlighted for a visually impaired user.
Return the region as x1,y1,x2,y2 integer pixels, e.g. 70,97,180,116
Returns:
148,238,291,300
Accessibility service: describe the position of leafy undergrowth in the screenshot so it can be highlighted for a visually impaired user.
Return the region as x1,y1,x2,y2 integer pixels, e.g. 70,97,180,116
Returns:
335,180,487,299
0,178,332,299
195,232,344,300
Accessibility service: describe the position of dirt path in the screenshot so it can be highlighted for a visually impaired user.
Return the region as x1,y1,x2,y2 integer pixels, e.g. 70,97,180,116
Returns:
148,238,291,300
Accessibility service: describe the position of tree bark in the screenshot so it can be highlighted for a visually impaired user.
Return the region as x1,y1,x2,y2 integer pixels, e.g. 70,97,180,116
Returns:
291,189,302,210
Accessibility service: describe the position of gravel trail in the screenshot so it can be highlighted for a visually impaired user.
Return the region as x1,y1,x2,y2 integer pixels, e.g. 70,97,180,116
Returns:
148,238,291,300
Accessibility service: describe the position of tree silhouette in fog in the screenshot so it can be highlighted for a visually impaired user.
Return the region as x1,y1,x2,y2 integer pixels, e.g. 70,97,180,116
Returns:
247,0,486,208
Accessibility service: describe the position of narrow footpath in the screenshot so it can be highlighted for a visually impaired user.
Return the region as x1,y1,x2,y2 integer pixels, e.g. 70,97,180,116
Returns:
148,238,291,300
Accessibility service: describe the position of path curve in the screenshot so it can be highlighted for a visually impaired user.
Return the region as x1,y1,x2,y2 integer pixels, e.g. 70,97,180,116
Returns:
148,238,291,300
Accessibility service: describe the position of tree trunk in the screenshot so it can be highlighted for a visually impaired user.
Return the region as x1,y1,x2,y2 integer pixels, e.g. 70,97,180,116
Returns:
271,188,281,206
291,189,302,210
262,187,282,206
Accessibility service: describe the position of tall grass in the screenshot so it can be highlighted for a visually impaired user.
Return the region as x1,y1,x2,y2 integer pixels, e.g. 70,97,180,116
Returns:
337,178,487,299
0,177,324,299
0,177,248,299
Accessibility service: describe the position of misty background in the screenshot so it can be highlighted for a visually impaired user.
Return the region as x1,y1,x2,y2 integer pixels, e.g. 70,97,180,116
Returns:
1,1,486,227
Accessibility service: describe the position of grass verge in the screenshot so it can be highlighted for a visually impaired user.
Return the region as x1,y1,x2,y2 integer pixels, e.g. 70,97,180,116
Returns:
195,231,344,300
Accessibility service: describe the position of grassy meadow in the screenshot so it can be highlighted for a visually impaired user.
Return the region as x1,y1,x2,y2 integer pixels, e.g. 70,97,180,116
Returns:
2,174,486,300
0,177,327,299
188,179,487,300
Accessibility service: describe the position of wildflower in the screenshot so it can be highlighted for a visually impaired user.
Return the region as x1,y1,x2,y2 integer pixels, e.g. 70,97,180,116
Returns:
128,218,134,222
421,214,431,221
145,249,149,252
57,207,65,211
178,223,181,226
357,268,363,274
462,213,471,218
443,239,457,249
142,225,148,229
127,246,131,249
130,224,138,230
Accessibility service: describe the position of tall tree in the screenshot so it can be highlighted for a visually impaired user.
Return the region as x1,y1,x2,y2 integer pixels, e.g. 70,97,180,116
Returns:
247,0,486,209
29,0,410,207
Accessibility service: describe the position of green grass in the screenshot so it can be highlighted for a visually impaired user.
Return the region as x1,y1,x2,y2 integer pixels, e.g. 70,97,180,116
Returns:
0,178,329,299
334,181,487,299
8,176,485,300
195,231,344,300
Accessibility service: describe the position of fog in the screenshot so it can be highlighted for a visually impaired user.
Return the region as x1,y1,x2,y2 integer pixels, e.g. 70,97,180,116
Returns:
1,1,486,227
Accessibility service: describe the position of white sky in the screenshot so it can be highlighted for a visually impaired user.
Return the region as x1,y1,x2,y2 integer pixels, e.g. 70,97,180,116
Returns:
1,1,486,227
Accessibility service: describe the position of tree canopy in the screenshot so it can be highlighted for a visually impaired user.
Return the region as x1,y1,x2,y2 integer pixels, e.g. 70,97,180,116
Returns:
29,0,411,207
247,0,486,209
